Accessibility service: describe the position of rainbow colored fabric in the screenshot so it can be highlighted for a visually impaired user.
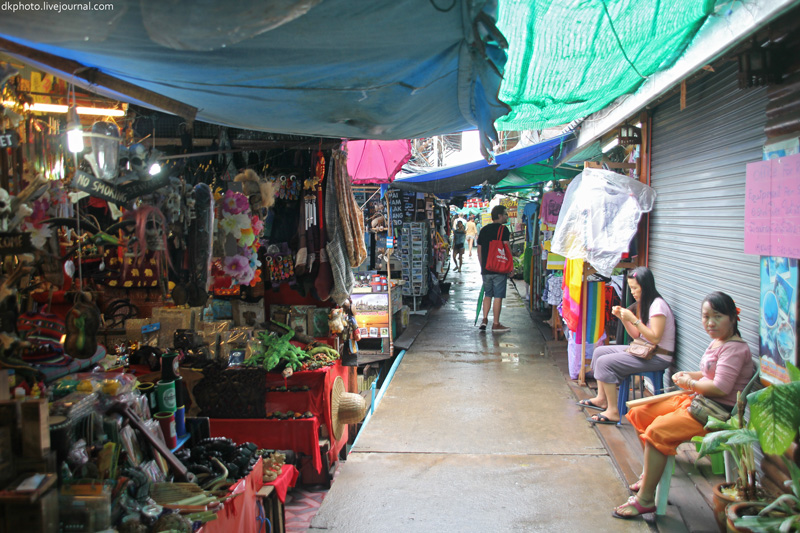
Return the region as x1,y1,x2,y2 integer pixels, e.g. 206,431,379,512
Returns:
576,281,606,345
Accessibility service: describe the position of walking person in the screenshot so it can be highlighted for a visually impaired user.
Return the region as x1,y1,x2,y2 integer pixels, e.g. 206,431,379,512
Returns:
477,205,511,332
465,216,478,257
452,221,466,272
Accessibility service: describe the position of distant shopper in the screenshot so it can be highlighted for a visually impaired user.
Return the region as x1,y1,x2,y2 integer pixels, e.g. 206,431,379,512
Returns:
452,221,466,272
465,216,478,257
477,205,511,332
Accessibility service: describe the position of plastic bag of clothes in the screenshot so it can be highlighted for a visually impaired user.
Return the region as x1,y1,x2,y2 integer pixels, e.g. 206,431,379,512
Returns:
551,168,655,277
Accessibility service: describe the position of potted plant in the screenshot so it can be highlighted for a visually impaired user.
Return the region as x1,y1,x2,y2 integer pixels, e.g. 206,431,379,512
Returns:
694,392,762,530
729,362,800,532
696,362,800,532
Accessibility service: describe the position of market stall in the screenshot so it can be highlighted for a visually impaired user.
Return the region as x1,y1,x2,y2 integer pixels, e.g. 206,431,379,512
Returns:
0,63,370,532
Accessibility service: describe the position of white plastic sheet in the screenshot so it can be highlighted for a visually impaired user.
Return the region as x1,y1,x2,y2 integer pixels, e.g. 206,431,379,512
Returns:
551,168,656,277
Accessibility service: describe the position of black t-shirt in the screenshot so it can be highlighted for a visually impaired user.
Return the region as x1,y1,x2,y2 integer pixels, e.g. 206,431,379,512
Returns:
477,222,510,275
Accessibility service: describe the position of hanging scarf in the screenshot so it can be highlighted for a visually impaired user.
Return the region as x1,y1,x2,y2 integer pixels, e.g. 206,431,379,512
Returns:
332,150,367,267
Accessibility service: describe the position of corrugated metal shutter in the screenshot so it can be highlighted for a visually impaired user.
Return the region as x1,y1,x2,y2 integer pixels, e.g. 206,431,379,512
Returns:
649,63,767,372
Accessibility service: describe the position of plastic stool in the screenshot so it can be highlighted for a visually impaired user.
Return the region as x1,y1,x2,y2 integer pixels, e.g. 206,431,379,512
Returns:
617,371,665,421
655,455,675,515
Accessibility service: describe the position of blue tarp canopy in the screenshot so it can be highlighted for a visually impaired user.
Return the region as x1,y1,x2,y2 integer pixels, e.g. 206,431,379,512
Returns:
391,133,570,194
0,1,509,151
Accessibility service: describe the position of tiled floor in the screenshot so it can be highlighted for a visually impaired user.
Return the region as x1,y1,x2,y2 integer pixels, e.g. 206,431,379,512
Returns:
284,486,328,532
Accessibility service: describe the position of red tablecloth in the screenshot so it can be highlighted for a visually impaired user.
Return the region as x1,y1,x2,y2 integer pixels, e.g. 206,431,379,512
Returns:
201,456,263,533
264,464,299,503
264,361,350,466
210,417,323,473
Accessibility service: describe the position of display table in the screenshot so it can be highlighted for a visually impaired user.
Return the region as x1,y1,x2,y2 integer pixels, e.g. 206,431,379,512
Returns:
210,361,350,474
265,464,299,504
210,417,323,473
200,456,263,533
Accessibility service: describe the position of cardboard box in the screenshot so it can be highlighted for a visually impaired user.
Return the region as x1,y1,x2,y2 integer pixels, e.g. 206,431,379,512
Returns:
20,400,50,459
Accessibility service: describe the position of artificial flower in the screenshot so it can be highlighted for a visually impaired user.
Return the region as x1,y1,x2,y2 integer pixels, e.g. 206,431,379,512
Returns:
236,267,255,286
219,215,243,238
222,254,250,278
222,190,250,214
251,216,264,236
23,221,52,249
238,227,256,247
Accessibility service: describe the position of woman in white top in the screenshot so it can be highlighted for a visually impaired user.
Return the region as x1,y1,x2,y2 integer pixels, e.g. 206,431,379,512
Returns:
578,267,676,424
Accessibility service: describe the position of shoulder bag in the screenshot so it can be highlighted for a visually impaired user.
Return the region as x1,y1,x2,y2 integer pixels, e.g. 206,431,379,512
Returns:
485,226,513,275
688,395,732,426
625,338,674,360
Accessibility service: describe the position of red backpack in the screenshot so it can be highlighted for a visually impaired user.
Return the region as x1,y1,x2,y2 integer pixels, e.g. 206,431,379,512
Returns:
485,226,513,274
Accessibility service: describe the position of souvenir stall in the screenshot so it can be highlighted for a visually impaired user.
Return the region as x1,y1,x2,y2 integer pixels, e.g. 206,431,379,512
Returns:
550,166,655,384
0,64,369,532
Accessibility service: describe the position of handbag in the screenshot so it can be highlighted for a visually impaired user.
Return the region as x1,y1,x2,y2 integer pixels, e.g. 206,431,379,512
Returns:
688,394,732,426
625,338,674,360
485,226,513,274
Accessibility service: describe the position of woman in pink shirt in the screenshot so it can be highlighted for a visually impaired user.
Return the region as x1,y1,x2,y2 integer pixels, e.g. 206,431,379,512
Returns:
613,291,754,519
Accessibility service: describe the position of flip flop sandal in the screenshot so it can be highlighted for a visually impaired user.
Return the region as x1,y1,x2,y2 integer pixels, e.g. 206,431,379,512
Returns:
577,399,605,411
612,495,656,519
629,474,644,492
587,414,619,425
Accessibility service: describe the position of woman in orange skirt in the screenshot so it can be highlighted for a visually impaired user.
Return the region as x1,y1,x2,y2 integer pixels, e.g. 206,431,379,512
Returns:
613,291,754,519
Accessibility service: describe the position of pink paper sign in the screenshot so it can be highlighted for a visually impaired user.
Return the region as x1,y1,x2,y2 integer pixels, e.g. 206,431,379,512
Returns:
744,152,800,259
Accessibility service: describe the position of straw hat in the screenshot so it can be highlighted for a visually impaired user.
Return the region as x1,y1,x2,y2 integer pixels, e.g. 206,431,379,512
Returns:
330,376,367,440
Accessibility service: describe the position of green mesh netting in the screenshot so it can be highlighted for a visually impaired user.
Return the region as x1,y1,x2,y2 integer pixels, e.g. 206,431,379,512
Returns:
496,0,717,131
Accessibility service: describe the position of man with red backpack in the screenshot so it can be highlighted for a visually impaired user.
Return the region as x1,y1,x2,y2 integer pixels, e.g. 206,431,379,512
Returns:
477,205,511,332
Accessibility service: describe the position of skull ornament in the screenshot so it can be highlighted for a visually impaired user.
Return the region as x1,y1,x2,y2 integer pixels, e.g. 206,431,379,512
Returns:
128,143,149,179
0,188,11,231
145,217,165,251
164,191,181,223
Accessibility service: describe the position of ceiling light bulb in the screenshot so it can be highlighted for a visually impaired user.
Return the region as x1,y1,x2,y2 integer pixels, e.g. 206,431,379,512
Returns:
66,105,84,153
149,163,162,175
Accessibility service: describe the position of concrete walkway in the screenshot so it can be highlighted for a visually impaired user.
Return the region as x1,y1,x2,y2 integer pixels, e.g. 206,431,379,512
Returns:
310,254,651,532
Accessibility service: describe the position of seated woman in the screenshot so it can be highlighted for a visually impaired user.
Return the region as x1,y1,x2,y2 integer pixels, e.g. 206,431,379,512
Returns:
579,266,675,424
613,291,754,519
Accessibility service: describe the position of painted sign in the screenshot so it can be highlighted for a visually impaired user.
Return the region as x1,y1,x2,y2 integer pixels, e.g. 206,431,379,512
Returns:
759,256,798,384
71,171,171,206
0,232,32,254
0,131,19,149
350,293,389,337
744,152,800,259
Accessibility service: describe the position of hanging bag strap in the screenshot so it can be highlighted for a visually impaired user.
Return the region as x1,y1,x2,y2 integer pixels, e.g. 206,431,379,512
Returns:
496,225,504,242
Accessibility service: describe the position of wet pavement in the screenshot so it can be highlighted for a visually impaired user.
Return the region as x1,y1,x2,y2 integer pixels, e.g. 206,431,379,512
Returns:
309,254,650,532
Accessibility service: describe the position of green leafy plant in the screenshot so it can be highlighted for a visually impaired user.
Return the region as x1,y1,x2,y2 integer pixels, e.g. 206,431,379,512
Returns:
695,362,800,504
728,362,800,532
694,393,761,501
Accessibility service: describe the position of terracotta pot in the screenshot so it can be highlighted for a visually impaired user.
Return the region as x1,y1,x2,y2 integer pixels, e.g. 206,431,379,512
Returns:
725,501,768,533
713,482,740,533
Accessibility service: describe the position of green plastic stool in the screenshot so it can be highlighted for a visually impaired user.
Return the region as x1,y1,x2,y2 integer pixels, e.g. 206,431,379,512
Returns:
695,442,725,475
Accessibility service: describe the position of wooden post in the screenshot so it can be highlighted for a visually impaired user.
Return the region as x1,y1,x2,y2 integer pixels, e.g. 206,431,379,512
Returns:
578,263,589,386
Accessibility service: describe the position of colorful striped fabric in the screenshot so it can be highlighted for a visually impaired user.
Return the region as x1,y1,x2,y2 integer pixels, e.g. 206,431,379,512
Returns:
576,281,606,344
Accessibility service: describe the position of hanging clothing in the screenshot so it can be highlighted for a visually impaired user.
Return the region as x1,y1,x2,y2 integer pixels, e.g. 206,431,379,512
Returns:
540,191,565,224
332,150,367,267
543,274,563,306
325,156,356,305
576,281,606,345
522,201,539,242
561,258,583,333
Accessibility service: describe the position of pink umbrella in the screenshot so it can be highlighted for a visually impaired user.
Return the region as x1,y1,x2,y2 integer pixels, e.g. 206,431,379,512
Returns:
344,139,412,184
